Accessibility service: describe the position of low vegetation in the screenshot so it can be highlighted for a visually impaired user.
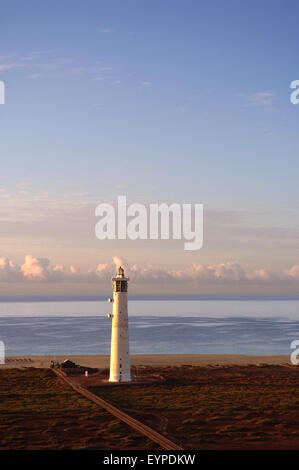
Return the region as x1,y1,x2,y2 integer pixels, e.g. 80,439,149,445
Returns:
0,368,157,450
90,365,299,449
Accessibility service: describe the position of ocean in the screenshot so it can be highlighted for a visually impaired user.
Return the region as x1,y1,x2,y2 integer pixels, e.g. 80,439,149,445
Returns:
0,300,298,356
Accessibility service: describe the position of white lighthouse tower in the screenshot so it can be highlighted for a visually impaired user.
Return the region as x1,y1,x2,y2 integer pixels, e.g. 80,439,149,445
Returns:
108,266,131,382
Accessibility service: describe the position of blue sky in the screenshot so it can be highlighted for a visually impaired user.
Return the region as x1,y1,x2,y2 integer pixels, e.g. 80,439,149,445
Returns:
0,0,299,295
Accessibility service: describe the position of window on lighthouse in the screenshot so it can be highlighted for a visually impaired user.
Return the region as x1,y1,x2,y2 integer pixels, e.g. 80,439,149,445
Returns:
114,280,127,292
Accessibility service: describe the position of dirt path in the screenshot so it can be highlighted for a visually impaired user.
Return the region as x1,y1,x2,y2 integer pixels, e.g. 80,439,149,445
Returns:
52,368,183,450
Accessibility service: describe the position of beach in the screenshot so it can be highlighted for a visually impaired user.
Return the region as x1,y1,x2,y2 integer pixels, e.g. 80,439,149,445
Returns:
2,353,291,368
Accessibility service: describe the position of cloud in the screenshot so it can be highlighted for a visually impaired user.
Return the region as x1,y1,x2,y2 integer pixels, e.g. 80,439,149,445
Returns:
69,265,77,275
247,91,275,107
125,261,299,285
96,262,109,274
22,51,51,62
0,258,22,281
250,268,271,282
129,264,176,283
284,264,299,280
192,262,247,282
0,51,116,82
0,62,21,72
0,185,93,223
112,256,130,274
21,255,50,280
100,28,114,34
1,255,299,286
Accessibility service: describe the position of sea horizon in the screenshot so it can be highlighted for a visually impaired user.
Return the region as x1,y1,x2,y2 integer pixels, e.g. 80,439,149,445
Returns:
0,299,298,356
1,295,299,303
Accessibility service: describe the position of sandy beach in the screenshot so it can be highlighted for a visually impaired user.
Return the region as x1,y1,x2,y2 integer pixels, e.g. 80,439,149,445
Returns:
2,353,291,368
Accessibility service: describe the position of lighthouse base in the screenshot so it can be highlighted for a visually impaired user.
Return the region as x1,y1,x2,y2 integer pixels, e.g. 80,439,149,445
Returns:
109,371,131,383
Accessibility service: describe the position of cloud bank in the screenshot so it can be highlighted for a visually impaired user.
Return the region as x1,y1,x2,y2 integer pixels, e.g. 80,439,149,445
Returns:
0,255,298,286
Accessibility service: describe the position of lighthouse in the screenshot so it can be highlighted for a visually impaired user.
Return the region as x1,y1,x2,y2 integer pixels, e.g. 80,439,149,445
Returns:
108,266,131,382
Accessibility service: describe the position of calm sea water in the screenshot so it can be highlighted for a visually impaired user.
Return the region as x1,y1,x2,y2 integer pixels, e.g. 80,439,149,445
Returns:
0,300,298,356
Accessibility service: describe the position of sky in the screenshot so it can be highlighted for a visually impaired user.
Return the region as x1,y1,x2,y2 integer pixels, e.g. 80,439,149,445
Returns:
0,0,299,296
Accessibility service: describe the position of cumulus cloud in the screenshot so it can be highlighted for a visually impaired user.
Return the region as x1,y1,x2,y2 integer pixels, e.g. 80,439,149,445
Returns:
250,268,271,282
129,264,176,283
113,255,129,273
193,262,247,282
69,265,78,275
21,255,50,280
284,264,299,280
0,255,299,286
95,263,110,280
0,257,22,281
